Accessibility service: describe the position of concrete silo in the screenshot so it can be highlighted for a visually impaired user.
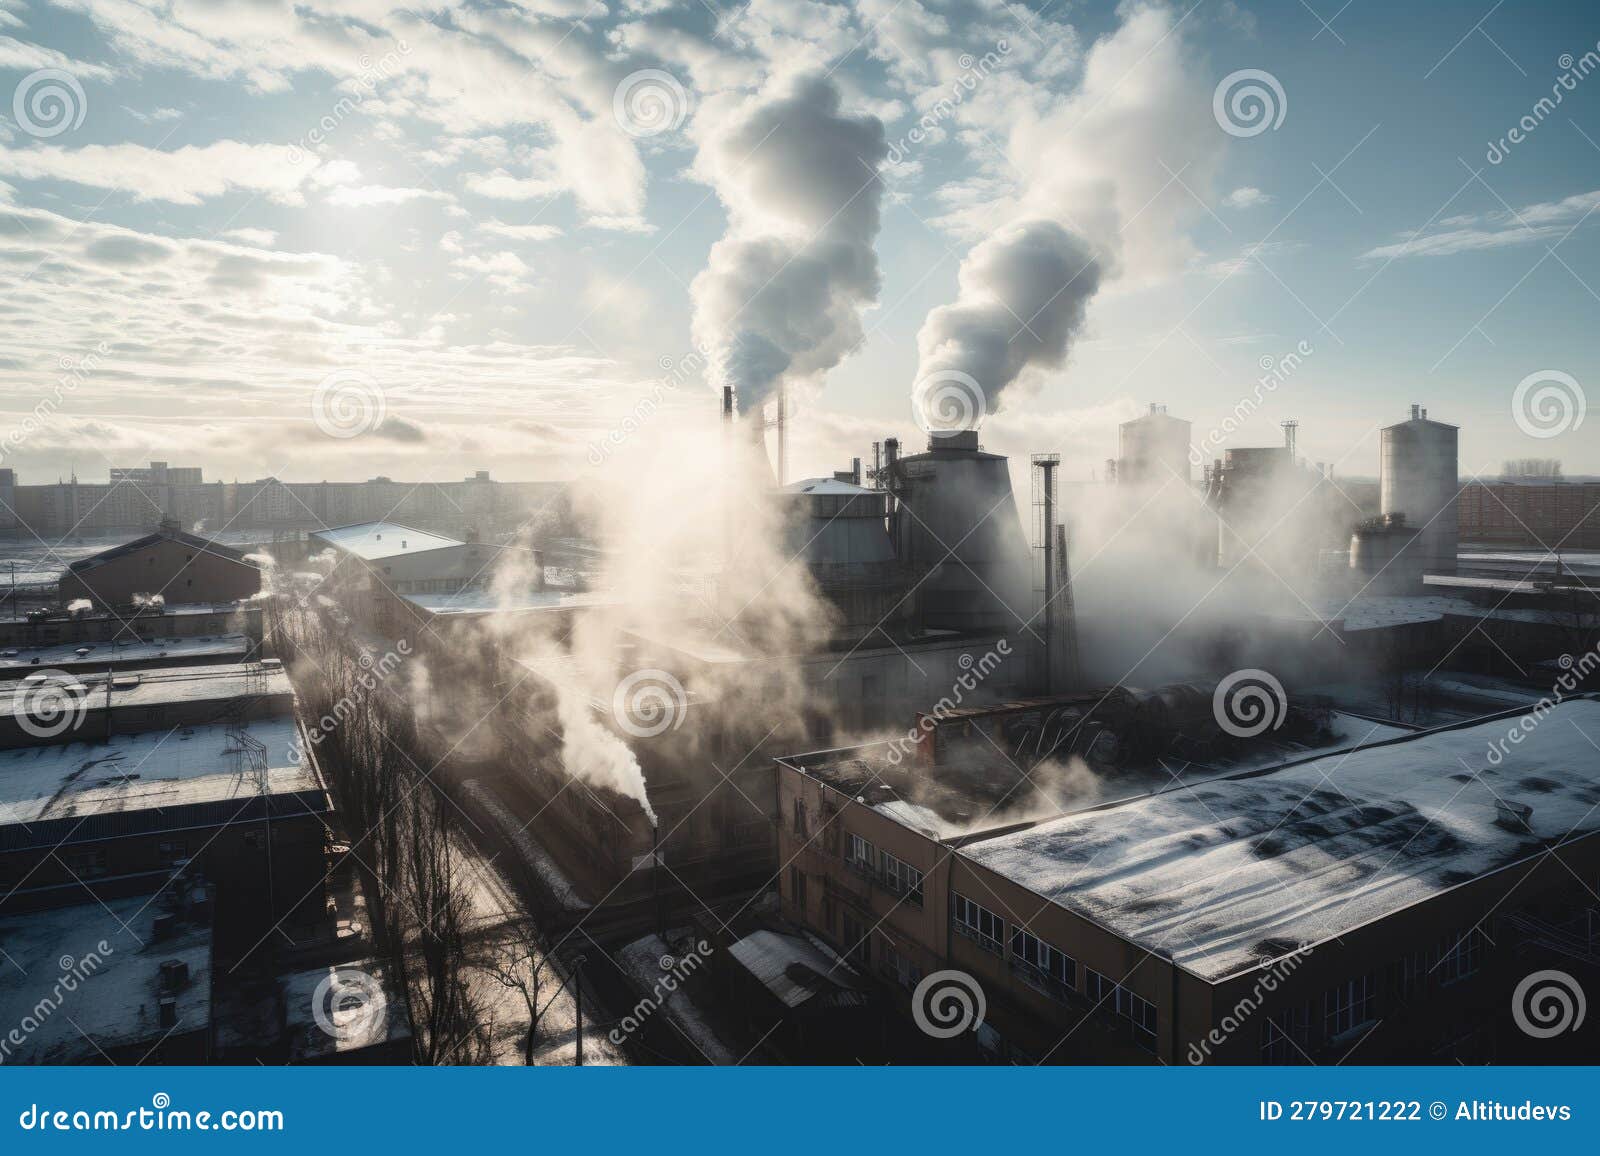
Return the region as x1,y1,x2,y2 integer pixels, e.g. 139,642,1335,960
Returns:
1117,403,1193,488
781,476,904,639
890,431,1033,634
1380,404,1459,577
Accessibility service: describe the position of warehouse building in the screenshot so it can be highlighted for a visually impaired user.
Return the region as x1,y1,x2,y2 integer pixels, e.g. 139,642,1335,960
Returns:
774,697,1600,1064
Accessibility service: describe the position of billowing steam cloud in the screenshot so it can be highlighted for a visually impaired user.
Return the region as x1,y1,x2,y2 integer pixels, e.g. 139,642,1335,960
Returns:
691,73,888,418
910,1,1213,426
913,219,1101,426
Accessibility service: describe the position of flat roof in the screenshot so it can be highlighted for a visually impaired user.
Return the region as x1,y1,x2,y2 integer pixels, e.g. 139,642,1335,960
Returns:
0,634,252,674
281,960,411,1060
0,717,315,827
311,521,462,561
404,587,611,616
6,662,291,719
0,896,211,1063
960,698,1600,982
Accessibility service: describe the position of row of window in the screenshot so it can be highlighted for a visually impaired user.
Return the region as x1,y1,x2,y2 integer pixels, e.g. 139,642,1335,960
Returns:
1261,928,1490,1063
844,832,925,907
950,892,1157,1050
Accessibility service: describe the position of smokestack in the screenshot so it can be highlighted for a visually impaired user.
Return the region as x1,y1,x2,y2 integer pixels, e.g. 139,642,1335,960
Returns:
721,386,733,422
1410,403,1420,421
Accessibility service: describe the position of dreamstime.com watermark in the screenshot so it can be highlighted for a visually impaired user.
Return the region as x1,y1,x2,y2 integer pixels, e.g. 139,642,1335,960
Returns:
587,343,709,466
882,640,1012,766
611,668,688,738
1190,342,1313,467
1511,369,1585,440
911,969,987,1038
886,40,1011,165
0,942,113,1064
1484,643,1600,766
0,342,108,464
1212,667,1288,739
287,43,411,166
1213,68,1287,137
17,1094,283,1132
291,640,411,762
1486,44,1600,165
1187,945,1313,1063
911,369,987,438
11,68,87,138
10,669,90,740
1512,969,1587,1038
609,941,713,1045
612,69,690,138
311,966,388,1043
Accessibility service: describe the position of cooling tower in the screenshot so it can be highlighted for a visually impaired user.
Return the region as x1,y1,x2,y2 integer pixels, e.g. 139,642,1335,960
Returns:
891,431,1032,634
1380,404,1458,577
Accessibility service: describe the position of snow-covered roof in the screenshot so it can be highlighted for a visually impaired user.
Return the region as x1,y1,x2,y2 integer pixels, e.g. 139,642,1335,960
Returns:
0,896,212,1063
281,960,412,1061
0,717,315,827
783,476,874,496
0,634,251,673
960,698,1600,982
311,521,462,561
5,662,290,719
728,929,863,1009
404,587,611,615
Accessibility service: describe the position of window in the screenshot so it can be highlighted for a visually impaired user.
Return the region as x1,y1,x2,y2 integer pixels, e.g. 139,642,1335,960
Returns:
1323,974,1376,1039
1086,968,1156,1050
882,945,922,990
841,913,870,967
1260,1004,1311,1064
846,833,876,875
1387,948,1428,1002
790,867,807,912
951,891,1004,953
879,850,924,906
1436,929,1485,985
1011,929,1076,992
791,799,807,837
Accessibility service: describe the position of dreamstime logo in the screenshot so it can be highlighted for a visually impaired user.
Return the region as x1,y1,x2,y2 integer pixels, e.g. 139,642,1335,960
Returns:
911,970,986,1039
1487,42,1600,165
611,669,687,738
311,967,387,1042
609,940,713,1045
12,69,87,138
1511,370,1585,439
0,342,109,465
1213,69,1287,138
1190,341,1313,466
886,39,1011,165
588,343,709,466
1212,668,1287,738
1512,969,1586,1039
612,69,689,138
12,671,89,739
912,369,986,437
312,369,386,438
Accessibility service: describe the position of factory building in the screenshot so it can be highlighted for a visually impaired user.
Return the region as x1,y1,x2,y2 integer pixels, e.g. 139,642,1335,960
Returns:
774,698,1600,1063
56,518,262,610
310,520,530,597
0,602,262,677
1380,404,1459,576
1117,403,1192,488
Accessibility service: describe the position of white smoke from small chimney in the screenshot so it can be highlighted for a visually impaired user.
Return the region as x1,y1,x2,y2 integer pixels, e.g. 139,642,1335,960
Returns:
690,72,888,421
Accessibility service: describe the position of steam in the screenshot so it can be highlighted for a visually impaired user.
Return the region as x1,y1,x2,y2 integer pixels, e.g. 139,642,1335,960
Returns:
914,219,1101,419
912,1,1216,420
691,73,887,421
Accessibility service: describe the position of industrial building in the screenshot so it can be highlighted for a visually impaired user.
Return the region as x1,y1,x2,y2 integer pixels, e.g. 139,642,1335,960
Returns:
1459,477,1600,550
1116,403,1192,487
56,518,263,610
773,698,1600,1063
310,520,529,597
0,602,262,678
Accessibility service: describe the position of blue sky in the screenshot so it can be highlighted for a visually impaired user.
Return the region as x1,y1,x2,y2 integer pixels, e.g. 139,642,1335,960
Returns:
0,0,1595,487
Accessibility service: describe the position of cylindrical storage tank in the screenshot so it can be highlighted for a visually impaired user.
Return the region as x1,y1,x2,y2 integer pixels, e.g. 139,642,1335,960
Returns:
1349,516,1425,594
1380,406,1458,576
782,478,900,638
893,432,1032,633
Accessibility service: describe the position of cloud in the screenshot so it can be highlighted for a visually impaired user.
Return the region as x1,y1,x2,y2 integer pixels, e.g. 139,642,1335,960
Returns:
325,185,453,208
480,220,563,242
1362,189,1600,260
1222,186,1272,210
0,34,116,79
0,140,319,204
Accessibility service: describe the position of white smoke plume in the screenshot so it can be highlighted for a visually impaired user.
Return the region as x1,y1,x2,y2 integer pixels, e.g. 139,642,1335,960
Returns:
691,72,888,421
911,1,1217,419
